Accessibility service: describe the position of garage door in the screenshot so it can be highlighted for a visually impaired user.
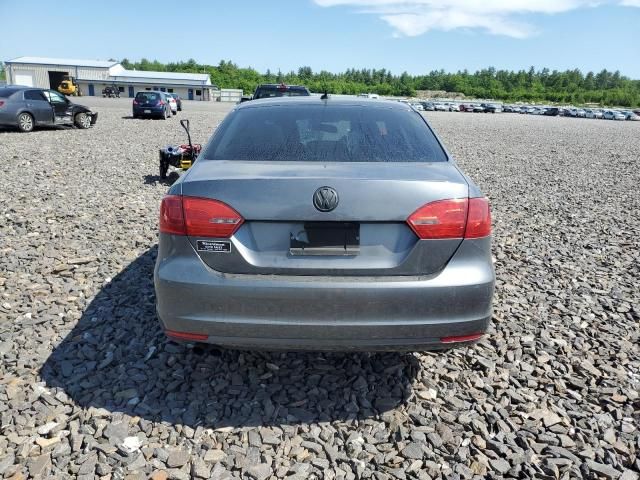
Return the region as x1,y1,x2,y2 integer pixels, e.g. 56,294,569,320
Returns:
14,73,34,87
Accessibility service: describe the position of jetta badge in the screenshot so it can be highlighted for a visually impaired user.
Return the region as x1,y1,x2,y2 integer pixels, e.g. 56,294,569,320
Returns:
313,186,339,212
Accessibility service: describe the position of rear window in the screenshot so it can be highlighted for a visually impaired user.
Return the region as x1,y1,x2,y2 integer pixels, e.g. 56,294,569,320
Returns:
135,92,160,102
254,87,310,99
0,89,19,98
203,104,447,162
24,90,46,101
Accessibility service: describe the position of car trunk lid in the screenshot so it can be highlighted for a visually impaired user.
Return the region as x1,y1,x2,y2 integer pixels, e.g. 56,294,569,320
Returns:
181,160,469,276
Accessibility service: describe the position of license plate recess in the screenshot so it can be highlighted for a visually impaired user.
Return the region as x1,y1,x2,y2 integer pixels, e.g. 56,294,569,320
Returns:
290,222,360,256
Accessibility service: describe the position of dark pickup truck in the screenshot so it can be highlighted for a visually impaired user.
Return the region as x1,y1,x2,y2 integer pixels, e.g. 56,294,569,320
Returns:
241,83,311,102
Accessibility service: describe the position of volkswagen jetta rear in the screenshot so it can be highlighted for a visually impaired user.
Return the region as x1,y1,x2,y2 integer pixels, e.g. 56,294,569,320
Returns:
154,97,494,351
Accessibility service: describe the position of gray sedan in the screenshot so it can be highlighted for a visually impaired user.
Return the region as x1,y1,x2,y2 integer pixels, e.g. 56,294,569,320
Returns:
0,85,97,132
154,97,494,351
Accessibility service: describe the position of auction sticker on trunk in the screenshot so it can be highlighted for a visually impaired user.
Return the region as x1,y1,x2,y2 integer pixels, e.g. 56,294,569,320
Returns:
197,240,231,253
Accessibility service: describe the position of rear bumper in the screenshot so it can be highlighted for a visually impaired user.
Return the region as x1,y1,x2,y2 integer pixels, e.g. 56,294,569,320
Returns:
154,236,495,351
133,106,165,116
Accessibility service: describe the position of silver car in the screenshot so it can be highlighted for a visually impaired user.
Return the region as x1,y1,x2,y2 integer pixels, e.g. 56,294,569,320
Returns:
155,97,495,351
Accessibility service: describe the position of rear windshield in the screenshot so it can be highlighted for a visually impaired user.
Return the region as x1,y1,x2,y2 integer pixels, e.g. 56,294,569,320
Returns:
254,87,310,99
135,92,160,102
203,104,447,162
0,89,19,98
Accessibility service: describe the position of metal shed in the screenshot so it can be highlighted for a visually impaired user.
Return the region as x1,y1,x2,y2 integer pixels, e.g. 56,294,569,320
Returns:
3,56,219,101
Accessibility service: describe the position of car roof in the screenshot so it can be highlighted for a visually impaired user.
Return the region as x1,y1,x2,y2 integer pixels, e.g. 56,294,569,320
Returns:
235,96,416,111
0,85,35,93
257,84,308,89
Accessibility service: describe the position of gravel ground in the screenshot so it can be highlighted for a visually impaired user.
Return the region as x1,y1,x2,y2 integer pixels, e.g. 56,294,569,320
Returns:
0,97,638,480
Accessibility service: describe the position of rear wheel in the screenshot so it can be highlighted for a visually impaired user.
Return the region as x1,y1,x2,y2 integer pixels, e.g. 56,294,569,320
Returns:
17,113,34,132
74,112,91,129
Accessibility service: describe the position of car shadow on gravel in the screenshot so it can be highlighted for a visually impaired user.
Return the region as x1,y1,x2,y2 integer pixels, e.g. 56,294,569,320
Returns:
143,173,179,185
40,247,420,428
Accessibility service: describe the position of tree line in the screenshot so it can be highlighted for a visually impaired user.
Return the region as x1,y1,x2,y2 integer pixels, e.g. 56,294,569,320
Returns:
120,58,640,107
2,58,637,106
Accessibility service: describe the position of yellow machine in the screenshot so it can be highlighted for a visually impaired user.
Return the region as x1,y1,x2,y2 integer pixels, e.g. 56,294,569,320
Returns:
58,76,82,96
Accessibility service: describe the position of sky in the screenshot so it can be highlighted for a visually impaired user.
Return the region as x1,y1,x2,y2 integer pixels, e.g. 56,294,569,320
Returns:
1,0,639,77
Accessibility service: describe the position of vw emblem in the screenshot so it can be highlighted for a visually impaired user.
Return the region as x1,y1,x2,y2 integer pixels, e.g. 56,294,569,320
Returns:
313,186,339,212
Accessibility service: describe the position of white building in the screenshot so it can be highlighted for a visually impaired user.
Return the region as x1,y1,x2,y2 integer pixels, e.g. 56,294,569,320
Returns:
3,56,220,101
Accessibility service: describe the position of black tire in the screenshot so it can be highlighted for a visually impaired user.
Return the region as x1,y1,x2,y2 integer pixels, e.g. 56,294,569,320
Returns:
163,108,168,120
160,159,169,179
17,112,34,132
74,112,91,129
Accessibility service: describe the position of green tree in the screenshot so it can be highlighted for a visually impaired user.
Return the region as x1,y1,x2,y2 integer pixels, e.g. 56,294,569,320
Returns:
111,58,640,107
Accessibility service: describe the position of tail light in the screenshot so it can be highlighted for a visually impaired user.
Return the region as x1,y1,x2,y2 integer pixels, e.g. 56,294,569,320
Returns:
165,329,208,341
407,197,491,239
159,195,244,238
465,197,491,238
0,101,4,107
159,195,185,235
133,100,138,105
440,333,484,343
158,100,165,105
407,199,467,239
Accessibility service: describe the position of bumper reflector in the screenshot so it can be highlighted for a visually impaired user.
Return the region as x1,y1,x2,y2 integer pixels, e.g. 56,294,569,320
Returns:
440,333,484,344
165,330,209,342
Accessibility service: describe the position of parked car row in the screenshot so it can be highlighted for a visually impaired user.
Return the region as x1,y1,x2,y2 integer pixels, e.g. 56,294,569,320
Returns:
502,105,639,120
132,91,183,119
410,101,462,112
405,98,640,121
409,101,504,113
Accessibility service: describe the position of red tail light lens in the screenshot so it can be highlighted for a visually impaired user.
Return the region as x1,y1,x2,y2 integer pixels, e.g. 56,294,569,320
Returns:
165,329,208,341
407,199,468,239
465,197,491,238
159,195,186,235
133,100,138,105
183,197,243,238
440,333,484,343
159,196,244,238
0,101,5,108
407,197,491,239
